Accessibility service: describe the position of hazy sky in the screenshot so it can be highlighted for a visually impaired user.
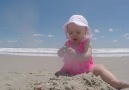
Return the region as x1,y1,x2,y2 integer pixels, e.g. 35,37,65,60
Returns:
0,0,129,48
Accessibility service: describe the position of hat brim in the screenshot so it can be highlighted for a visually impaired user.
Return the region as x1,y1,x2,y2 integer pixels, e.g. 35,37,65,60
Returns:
66,20,88,27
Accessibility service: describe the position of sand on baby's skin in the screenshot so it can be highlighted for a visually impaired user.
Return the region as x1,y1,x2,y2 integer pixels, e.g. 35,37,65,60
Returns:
0,55,129,90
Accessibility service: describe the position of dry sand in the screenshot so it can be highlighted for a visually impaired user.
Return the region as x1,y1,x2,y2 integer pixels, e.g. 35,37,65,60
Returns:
0,55,129,90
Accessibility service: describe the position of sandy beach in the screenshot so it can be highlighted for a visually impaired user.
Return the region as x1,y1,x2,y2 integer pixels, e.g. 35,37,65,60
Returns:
0,55,129,90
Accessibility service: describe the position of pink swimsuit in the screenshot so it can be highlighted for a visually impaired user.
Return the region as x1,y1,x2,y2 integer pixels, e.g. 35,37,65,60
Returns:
60,39,94,75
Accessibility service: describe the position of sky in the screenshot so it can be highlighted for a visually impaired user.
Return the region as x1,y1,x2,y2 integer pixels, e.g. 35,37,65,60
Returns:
0,0,129,48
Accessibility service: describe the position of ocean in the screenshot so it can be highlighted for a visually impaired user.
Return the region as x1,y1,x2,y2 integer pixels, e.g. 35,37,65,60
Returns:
0,48,129,57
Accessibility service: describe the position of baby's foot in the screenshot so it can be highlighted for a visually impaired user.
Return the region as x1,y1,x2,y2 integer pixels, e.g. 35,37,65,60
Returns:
36,84,42,90
119,81,129,89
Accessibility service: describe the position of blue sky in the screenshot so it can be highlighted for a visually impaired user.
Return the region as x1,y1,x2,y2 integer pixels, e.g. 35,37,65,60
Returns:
0,0,129,48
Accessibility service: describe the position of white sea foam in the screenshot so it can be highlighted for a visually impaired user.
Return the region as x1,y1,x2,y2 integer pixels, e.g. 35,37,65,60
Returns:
0,48,129,57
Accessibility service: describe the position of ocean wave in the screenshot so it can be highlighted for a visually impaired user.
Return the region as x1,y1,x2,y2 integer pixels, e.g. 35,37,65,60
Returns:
0,48,129,57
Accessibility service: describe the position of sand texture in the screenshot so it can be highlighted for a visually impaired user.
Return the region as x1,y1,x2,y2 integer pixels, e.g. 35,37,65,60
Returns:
0,55,129,90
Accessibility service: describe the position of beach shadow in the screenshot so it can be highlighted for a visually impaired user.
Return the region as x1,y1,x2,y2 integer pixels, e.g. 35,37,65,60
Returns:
55,71,73,77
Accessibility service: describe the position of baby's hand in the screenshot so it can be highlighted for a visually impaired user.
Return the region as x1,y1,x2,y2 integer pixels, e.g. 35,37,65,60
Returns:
61,46,67,53
58,46,67,57
66,47,76,57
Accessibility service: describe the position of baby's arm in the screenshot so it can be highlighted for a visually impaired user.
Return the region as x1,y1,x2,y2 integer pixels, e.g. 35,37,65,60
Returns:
76,41,92,61
83,44,92,60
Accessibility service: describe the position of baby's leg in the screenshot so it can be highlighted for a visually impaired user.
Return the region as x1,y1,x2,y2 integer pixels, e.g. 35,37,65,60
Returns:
90,64,129,89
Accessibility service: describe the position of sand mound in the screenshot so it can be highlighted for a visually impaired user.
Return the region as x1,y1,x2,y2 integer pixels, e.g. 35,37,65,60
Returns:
0,70,116,90
40,72,116,90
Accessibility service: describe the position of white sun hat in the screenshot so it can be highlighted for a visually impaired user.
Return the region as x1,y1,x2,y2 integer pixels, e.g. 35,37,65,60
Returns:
64,15,92,40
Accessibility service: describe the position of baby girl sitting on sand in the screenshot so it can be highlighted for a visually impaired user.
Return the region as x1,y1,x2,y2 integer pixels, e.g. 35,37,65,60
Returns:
37,15,129,90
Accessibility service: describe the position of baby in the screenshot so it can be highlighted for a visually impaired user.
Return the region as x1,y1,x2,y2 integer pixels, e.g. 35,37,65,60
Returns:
37,15,129,90
56,15,129,89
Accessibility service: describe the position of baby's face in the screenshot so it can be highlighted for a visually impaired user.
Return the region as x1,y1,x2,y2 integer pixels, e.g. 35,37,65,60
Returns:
67,23,87,43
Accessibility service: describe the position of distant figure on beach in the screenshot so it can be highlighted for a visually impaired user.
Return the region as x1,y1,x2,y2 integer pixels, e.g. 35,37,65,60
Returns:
37,15,129,90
